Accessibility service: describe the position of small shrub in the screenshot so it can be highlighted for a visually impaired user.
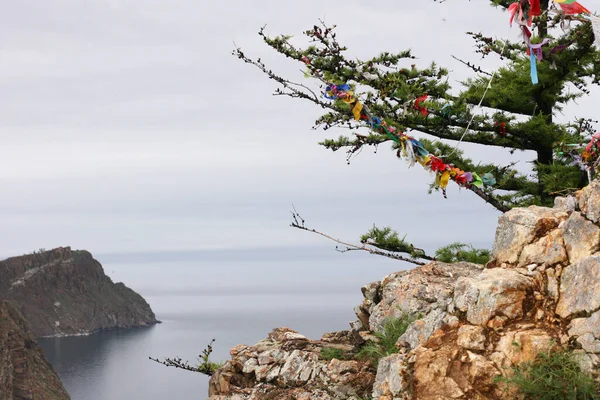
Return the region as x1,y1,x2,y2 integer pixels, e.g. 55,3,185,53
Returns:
497,348,600,400
356,311,419,366
435,242,490,265
320,347,345,361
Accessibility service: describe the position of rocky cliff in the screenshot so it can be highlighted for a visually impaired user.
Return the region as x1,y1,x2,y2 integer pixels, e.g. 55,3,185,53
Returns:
0,247,157,337
207,181,600,399
0,301,70,400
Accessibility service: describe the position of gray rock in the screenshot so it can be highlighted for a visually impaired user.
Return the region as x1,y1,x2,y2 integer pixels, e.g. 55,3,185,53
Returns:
518,229,568,267
556,256,600,318
554,195,578,212
454,269,533,326
368,262,481,332
492,206,568,265
560,212,600,263
242,358,258,374
577,333,600,354
279,350,317,385
546,268,559,300
569,310,600,354
579,180,600,223
360,281,381,304
457,325,486,351
371,353,405,399
397,308,447,350
569,310,600,337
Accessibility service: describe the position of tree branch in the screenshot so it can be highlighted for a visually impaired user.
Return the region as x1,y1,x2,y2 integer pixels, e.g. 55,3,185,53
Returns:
290,207,434,265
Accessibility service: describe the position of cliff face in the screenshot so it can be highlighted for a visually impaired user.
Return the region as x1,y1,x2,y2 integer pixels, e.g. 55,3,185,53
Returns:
0,301,70,400
208,181,600,400
0,247,157,337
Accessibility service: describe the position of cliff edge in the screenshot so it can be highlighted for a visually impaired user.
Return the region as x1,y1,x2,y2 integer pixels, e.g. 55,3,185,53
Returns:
207,181,600,399
0,301,70,400
0,247,157,337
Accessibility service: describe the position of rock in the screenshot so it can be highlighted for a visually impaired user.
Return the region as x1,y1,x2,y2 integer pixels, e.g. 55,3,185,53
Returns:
556,256,600,318
397,308,447,350
0,301,70,400
368,262,482,332
492,206,568,265
361,281,381,304
412,343,465,399
0,247,157,337
579,180,600,223
545,268,559,300
494,329,554,368
517,229,568,267
576,333,600,354
554,195,578,212
454,268,533,326
371,354,405,399
466,351,501,391
208,328,375,399
560,212,600,263
457,325,486,351
569,311,600,354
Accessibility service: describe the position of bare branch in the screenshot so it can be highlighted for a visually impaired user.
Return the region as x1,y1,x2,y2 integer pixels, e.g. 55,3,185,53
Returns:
290,209,433,265
149,339,223,377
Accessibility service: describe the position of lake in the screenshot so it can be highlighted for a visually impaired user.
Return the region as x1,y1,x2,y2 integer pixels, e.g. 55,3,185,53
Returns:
38,247,407,400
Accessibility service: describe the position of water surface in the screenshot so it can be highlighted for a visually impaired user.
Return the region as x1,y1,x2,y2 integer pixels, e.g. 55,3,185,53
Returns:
39,247,406,399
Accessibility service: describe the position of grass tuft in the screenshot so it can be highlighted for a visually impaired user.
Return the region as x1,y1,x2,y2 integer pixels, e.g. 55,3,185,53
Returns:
356,311,419,366
497,348,600,400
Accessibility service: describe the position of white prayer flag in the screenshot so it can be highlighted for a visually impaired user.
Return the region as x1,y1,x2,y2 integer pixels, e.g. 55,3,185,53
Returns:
592,16,600,47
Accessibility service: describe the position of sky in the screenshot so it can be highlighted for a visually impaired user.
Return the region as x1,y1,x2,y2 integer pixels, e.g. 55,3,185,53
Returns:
0,0,598,260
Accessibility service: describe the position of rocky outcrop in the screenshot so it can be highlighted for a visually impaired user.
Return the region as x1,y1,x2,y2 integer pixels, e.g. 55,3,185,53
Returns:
208,328,375,399
209,181,600,399
0,301,70,400
0,247,157,337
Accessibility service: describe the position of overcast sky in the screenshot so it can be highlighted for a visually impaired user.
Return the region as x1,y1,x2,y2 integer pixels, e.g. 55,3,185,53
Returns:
0,0,598,259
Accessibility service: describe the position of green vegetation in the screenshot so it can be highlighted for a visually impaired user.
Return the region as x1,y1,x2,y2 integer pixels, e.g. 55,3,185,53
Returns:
319,347,346,361
149,339,225,376
357,311,419,366
497,348,600,400
360,225,429,260
435,242,491,265
236,2,600,211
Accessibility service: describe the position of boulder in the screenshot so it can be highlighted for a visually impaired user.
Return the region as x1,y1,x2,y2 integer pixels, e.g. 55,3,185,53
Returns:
560,212,600,263
492,206,568,265
556,256,600,318
368,262,482,332
579,179,600,223
454,269,533,327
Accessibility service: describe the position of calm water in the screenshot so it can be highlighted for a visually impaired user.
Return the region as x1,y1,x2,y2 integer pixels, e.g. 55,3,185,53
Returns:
38,247,406,400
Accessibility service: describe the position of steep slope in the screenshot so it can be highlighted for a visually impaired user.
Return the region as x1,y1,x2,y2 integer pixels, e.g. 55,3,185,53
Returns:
0,247,157,337
0,301,70,400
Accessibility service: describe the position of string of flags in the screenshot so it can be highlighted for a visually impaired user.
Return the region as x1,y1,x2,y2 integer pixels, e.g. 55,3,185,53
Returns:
303,0,598,198
322,84,496,198
508,0,598,84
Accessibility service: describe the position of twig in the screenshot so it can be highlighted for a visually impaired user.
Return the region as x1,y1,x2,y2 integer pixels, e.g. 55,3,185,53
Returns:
290,209,428,265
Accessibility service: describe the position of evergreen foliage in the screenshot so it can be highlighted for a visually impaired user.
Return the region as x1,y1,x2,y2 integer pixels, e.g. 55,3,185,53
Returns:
235,0,600,212
435,242,491,264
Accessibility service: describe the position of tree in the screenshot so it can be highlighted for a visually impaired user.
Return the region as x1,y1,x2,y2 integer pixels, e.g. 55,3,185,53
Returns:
234,0,600,213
